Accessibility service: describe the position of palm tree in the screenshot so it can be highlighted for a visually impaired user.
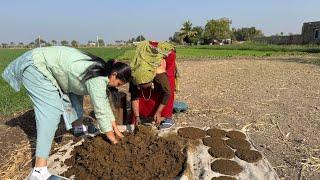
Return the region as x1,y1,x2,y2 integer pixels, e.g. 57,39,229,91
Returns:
179,20,197,45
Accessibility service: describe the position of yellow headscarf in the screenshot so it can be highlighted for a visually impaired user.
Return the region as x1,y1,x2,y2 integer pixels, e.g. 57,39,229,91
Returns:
130,41,175,84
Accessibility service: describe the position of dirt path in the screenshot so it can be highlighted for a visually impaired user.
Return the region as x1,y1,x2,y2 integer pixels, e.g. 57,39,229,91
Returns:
1,58,320,179
174,59,320,179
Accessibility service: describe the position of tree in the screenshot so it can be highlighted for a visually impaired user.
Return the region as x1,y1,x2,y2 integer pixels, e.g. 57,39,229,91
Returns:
190,26,204,45
28,42,35,47
136,35,145,42
10,42,15,47
179,20,197,45
127,38,136,43
71,40,79,47
169,32,182,44
35,37,46,47
51,40,57,46
18,42,24,48
97,39,105,47
60,40,69,46
203,18,232,44
1,43,8,48
232,27,264,41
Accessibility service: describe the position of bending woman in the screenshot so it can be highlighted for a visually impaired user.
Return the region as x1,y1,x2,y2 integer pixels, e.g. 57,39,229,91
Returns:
2,46,131,179
130,41,176,129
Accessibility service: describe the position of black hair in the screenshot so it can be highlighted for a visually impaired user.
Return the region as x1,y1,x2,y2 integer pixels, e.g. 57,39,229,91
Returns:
80,52,132,83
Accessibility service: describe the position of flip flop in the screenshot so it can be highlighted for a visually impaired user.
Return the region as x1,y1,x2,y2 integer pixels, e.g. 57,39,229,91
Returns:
159,118,175,130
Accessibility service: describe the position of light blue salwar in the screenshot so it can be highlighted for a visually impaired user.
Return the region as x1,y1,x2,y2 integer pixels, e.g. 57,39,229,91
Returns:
22,65,64,158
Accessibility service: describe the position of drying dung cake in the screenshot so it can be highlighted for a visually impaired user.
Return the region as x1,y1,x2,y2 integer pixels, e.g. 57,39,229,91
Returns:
211,176,237,180
235,149,263,163
208,146,235,159
202,137,226,147
226,138,251,150
226,130,246,139
178,127,206,139
206,127,227,138
211,159,243,176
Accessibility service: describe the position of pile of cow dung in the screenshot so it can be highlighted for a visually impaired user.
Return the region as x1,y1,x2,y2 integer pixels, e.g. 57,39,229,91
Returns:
63,126,186,180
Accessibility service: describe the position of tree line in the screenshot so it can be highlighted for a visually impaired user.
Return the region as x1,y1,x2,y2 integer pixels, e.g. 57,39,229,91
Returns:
1,18,266,48
169,18,264,45
1,34,147,48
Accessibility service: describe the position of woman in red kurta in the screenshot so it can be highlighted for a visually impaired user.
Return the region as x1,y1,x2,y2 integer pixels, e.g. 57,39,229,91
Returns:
130,41,176,129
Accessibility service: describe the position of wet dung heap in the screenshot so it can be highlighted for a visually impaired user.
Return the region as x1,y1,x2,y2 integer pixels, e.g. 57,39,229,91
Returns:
226,138,251,150
226,130,246,139
206,127,227,138
202,137,226,147
211,176,237,180
64,126,186,180
235,149,262,163
211,159,243,176
208,146,235,159
178,127,206,139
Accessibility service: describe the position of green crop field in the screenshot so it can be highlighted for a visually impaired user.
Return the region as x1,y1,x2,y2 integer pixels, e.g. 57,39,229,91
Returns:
1,43,320,116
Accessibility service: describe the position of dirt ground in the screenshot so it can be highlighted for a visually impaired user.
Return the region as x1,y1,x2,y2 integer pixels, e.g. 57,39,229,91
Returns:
174,58,320,179
1,58,320,179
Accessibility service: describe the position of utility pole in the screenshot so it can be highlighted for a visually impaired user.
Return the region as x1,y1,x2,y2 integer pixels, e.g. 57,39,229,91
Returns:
39,35,41,47
96,35,99,48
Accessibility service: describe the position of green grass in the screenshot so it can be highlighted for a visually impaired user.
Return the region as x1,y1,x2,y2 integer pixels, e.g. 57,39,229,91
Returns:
118,42,314,60
182,42,320,53
0,49,31,116
79,47,133,60
1,43,320,116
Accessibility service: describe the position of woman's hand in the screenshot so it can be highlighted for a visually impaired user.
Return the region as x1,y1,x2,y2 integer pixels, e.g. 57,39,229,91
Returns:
105,131,118,144
135,116,141,125
154,112,163,124
112,121,124,139
154,104,165,124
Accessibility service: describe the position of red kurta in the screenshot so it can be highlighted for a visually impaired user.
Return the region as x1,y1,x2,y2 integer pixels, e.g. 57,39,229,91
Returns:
131,50,176,124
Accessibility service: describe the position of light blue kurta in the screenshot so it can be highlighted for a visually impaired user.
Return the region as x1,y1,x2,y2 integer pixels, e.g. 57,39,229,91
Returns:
2,46,116,158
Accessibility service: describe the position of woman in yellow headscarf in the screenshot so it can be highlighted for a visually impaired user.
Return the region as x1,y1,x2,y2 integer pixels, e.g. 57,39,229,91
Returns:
129,41,176,129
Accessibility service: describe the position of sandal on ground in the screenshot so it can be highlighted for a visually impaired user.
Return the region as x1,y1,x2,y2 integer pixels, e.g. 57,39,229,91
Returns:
72,124,99,137
159,118,175,130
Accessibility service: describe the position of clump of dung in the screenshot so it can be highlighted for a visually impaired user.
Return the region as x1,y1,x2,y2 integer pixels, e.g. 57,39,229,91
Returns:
178,127,206,140
211,159,243,176
226,130,246,139
208,146,235,159
235,149,263,163
226,138,251,150
211,176,237,180
206,127,227,138
202,137,226,147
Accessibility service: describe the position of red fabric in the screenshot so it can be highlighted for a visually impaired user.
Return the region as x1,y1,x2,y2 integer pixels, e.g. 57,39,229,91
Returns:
131,50,176,124
149,41,159,48
161,50,176,117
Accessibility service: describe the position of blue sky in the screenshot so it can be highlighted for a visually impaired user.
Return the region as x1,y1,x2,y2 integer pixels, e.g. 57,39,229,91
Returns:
1,0,319,44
